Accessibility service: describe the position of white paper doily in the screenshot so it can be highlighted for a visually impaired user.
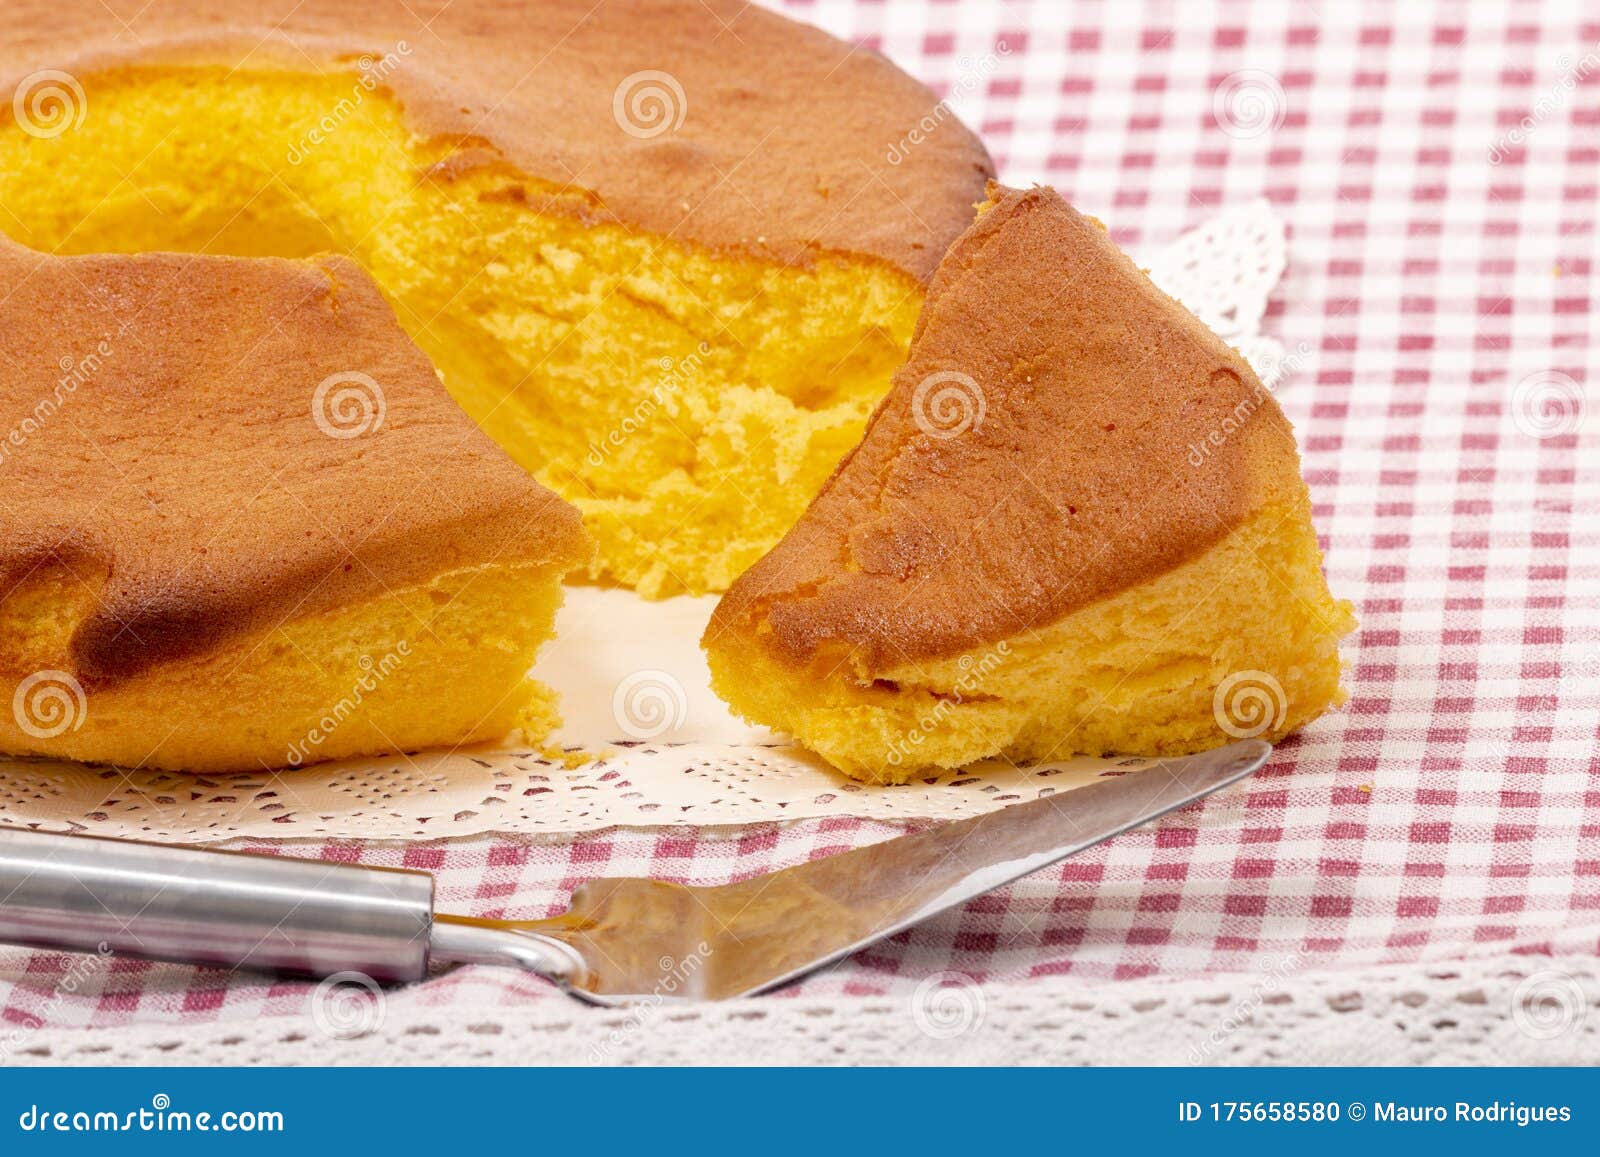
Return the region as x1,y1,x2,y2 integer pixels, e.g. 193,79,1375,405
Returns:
0,205,1291,843
1145,199,1287,357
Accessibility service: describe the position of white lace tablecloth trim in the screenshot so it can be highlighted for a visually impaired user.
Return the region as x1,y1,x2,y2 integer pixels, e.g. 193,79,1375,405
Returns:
16,953,1594,1067
0,204,1290,844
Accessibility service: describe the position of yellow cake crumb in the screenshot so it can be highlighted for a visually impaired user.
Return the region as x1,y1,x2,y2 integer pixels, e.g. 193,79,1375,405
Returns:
0,67,924,596
708,501,1355,784
0,560,569,772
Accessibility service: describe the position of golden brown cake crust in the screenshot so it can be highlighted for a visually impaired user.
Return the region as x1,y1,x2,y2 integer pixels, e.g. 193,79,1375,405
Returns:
0,0,993,283
0,236,587,685
709,184,1307,670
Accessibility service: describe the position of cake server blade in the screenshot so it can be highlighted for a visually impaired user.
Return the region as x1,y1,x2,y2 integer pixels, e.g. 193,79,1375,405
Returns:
507,738,1270,1003
0,740,1268,1006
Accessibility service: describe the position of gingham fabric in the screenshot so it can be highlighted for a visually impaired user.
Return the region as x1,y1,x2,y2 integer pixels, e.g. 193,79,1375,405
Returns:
4,0,1599,1040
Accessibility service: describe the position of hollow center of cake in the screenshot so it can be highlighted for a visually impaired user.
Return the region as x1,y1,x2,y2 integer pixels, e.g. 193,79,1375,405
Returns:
0,67,924,597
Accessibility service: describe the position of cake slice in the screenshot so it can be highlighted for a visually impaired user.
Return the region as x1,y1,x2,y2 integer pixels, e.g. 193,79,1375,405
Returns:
704,185,1355,784
0,237,588,772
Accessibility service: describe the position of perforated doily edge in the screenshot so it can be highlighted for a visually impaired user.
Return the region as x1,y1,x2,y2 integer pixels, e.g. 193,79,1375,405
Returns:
0,742,1178,843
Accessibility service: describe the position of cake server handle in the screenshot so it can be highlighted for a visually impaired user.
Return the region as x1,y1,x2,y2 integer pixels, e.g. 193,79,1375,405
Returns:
0,826,590,989
0,826,442,982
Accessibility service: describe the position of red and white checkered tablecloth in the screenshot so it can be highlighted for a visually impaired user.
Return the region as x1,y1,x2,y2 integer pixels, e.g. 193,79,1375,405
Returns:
4,0,1599,1040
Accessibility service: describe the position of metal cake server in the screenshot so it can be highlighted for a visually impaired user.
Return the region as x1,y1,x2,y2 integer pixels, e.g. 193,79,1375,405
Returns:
0,740,1268,1006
